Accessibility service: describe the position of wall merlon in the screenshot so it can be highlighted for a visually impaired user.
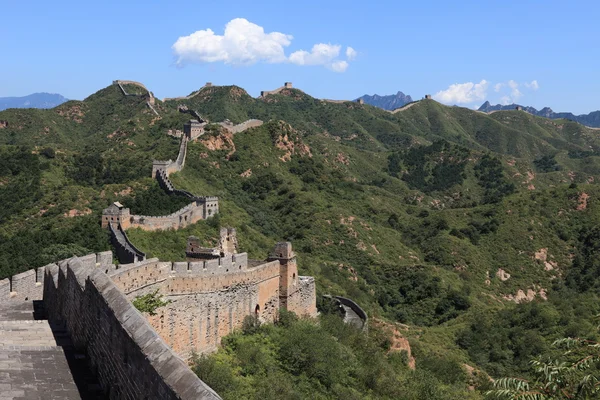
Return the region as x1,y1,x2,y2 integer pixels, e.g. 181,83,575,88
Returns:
173,262,188,273
96,251,113,267
233,253,248,269
79,253,97,269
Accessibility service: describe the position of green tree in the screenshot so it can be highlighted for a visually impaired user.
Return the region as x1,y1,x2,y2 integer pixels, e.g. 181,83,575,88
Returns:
486,336,600,399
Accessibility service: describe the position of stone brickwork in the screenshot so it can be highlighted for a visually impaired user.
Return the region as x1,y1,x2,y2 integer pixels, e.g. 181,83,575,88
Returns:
107,256,281,357
107,242,316,359
42,254,221,399
0,120,8,129
286,276,318,317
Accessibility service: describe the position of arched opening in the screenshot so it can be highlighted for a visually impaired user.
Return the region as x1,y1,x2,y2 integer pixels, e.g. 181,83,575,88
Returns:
293,272,297,286
254,304,260,315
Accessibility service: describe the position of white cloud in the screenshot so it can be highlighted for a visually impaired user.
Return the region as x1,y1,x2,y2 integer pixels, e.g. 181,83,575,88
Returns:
433,80,489,104
346,46,357,61
330,60,349,73
172,18,292,65
172,18,355,72
289,43,341,66
491,79,539,104
525,80,539,90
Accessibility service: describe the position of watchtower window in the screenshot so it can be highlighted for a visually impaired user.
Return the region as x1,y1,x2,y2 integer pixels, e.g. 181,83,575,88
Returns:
255,304,260,314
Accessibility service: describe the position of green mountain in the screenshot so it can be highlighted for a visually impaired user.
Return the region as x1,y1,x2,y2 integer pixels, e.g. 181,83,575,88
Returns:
2,82,600,399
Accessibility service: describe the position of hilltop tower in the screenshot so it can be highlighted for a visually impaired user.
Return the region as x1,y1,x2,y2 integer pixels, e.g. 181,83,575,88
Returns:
425,94,432,99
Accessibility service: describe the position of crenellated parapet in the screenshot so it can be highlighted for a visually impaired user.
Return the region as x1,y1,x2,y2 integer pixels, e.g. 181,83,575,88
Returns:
0,251,113,302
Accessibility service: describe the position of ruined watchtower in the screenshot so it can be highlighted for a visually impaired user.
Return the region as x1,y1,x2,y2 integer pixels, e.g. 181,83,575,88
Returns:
268,242,298,310
357,98,365,105
284,82,293,89
516,105,523,111
0,120,8,129
425,94,432,99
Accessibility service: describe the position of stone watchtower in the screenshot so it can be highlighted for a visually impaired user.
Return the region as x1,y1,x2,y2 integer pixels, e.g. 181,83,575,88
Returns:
183,119,204,140
268,242,298,310
284,82,293,89
101,202,131,229
425,94,432,99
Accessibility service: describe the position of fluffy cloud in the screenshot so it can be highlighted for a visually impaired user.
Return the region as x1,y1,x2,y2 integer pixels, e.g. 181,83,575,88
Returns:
172,18,355,72
346,47,357,61
172,18,291,65
289,43,340,65
433,80,489,104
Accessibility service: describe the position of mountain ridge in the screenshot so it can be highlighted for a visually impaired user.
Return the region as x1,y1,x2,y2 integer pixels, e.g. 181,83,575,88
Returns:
0,92,69,111
356,91,413,110
3,80,600,397
479,100,600,128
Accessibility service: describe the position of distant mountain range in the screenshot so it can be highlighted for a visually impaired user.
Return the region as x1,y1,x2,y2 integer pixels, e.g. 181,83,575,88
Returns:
0,93,68,111
356,91,413,111
478,101,600,128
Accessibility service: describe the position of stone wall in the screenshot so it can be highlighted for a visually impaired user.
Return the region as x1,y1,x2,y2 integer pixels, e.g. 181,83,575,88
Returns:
152,136,188,178
218,119,264,133
113,80,155,104
43,254,221,399
109,222,146,264
0,253,111,301
109,257,281,357
286,276,318,317
163,83,214,102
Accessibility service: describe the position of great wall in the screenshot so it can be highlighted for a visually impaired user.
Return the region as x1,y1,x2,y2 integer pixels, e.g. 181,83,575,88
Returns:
0,84,325,398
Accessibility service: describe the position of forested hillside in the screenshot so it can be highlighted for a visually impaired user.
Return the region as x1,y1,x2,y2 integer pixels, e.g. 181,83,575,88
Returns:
2,82,600,399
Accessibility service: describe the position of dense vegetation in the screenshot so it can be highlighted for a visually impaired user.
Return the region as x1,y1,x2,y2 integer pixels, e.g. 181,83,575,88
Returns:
3,83,600,397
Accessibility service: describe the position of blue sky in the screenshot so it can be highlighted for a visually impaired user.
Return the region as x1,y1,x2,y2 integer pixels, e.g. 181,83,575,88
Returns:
1,0,599,113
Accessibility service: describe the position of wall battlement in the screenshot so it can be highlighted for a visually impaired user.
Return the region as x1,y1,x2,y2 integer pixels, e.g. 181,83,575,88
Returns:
0,251,114,302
